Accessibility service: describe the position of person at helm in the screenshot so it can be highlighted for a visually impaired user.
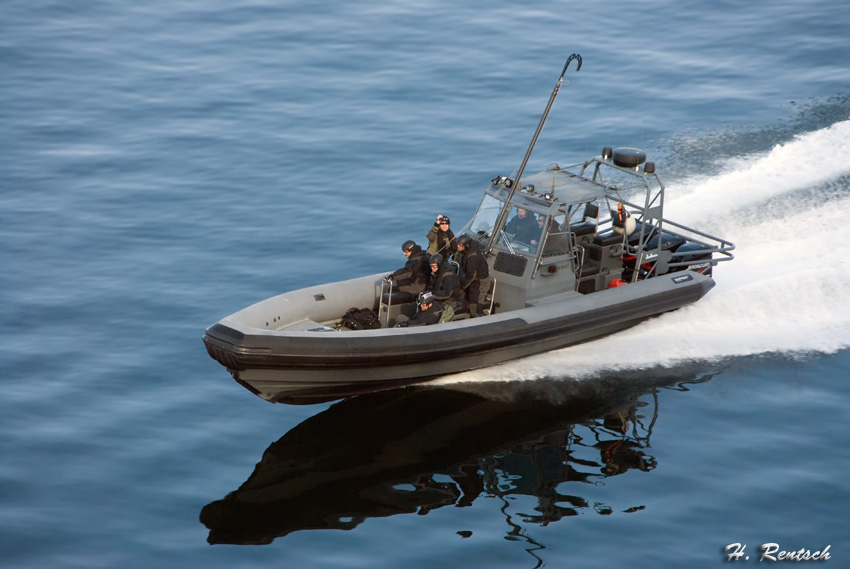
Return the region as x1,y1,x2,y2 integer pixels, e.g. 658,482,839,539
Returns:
384,240,429,303
505,207,540,246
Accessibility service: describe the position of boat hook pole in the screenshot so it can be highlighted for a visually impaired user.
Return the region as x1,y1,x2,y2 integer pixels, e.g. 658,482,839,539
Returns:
486,53,581,253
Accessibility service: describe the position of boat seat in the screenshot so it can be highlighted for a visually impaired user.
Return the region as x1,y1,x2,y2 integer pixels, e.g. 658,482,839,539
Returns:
576,263,600,294
571,222,597,246
579,263,600,277
572,223,596,237
587,240,624,272
381,291,418,305
570,223,596,245
587,244,603,262
577,277,596,294
577,255,627,294
437,299,472,323
593,233,624,247
588,243,623,265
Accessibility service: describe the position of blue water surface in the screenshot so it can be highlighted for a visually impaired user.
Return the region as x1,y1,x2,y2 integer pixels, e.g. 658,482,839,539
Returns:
2,1,849,567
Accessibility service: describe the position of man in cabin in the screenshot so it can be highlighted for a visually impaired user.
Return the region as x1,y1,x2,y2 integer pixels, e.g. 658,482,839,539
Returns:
385,240,429,303
426,215,457,259
532,214,546,248
395,292,442,327
426,253,466,314
504,207,540,246
536,216,569,255
456,235,490,317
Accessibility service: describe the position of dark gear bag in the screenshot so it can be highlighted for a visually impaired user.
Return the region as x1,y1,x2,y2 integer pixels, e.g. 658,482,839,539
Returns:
340,307,381,330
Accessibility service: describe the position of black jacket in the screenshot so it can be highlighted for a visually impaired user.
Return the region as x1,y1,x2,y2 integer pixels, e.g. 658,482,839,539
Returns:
426,224,457,259
426,265,464,303
390,245,429,289
407,301,443,326
505,212,539,245
457,239,489,289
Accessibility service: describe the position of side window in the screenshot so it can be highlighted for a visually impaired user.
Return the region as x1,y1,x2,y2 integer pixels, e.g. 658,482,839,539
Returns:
541,213,570,256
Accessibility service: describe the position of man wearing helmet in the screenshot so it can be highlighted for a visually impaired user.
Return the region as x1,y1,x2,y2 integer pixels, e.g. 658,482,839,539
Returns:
384,240,429,303
456,234,490,317
395,292,442,327
426,214,457,259
425,253,465,314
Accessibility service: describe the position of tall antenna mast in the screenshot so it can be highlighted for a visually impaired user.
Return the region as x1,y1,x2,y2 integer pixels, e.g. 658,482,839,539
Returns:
487,53,581,253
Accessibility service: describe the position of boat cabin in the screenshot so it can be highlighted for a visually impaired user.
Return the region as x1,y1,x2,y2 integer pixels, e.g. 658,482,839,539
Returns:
459,149,731,313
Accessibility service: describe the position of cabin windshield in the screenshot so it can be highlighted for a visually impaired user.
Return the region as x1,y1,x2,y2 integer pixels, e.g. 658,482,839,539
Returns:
464,189,568,256
501,206,544,254
463,182,609,259
465,193,503,239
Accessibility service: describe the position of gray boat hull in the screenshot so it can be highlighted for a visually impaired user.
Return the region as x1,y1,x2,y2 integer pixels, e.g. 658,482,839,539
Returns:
203,270,713,402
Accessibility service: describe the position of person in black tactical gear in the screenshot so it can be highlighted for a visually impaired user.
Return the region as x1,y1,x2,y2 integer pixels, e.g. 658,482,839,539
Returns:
384,240,429,303
425,253,466,315
504,207,540,247
395,292,442,327
426,215,457,259
456,234,490,317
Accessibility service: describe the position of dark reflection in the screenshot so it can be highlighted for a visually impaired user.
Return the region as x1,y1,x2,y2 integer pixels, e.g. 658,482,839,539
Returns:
200,368,714,546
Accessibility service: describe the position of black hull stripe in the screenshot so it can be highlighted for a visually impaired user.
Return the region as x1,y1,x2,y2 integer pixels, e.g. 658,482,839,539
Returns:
204,280,708,372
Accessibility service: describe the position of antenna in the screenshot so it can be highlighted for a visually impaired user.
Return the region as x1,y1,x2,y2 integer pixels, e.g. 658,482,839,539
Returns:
487,53,582,253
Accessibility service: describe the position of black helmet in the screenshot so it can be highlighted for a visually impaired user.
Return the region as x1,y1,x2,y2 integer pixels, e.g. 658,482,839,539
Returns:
401,240,417,252
429,254,444,265
457,235,472,248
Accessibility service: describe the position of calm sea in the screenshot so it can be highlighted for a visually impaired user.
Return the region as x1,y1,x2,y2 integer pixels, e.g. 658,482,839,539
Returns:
3,1,849,567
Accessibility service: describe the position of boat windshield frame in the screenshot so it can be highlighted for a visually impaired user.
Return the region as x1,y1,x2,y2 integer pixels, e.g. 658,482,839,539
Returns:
461,176,606,259
461,185,557,255
462,156,735,276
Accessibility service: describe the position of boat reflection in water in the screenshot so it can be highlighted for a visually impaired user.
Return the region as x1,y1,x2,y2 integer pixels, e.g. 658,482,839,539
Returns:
200,369,713,546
